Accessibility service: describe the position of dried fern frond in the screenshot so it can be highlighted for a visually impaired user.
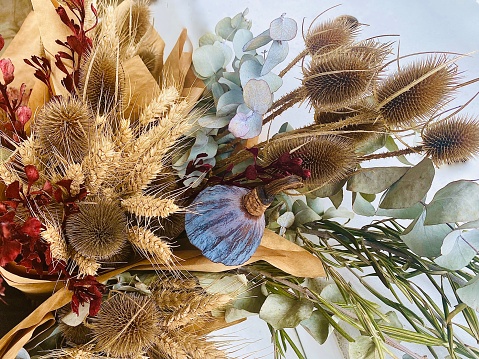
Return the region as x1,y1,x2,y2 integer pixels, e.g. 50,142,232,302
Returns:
92,292,160,357
422,116,479,165
377,55,458,127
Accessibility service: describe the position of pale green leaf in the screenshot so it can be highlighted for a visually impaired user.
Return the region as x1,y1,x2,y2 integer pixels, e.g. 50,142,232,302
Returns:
199,32,223,46
243,79,272,114
192,45,225,78
292,200,321,226
329,188,343,208
225,307,257,322
457,276,479,312
352,192,376,217
259,294,314,329
239,59,283,92
323,206,353,222
349,336,378,359
309,179,346,198
277,211,295,228
320,283,346,304
434,229,479,270
213,41,233,68
377,311,403,329
347,167,408,194
306,196,329,215
232,29,254,58
243,29,272,51
385,136,413,165
261,40,288,75
379,158,434,209
425,180,479,225
300,310,331,345
196,272,248,295
400,210,452,257
375,202,423,219
269,15,297,41
216,89,244,116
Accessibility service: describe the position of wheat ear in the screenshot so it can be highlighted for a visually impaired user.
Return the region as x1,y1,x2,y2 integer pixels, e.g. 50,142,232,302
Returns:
127,226,173,264
41,223,69,262
122,194,179,218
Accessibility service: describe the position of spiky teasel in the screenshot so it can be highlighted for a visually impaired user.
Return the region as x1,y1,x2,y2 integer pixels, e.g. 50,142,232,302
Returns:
65,197,128,259
79,46,126,116
92,292,160,357
377,55,458,127
17,137,41,169
57,306,93,345
127,226,173,264
422,116,479,165
33,96,95,163
302,44,386,110
259,134,358,186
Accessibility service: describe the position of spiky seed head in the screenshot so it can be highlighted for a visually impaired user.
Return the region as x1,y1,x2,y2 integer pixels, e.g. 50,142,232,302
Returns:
422,117,479,165
116,1,151,47
58,306,93,345
65,198,127,259
92,293,159,357
34,96,94,163
79,47,125,115
305,15,359,55
303,47,384,110
102,242,134,267
260,135,358,186
377,56,458,127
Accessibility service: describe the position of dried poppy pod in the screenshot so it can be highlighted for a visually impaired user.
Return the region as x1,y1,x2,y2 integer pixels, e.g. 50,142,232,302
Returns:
259,135,358,186
33,96,95,163
377,55,458,127
185,176,303,266
302,43,386,110
305,15,360,55
422,116,479,165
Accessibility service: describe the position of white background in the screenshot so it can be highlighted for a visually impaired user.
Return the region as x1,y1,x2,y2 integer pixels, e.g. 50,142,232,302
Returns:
150,1,479,358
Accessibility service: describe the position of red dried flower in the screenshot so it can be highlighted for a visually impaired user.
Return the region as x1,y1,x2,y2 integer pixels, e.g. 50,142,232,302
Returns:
0,59,14,85
68,275,106,316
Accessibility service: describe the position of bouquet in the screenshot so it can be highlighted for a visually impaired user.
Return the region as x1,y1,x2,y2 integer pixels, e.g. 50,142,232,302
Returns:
0,1,478,358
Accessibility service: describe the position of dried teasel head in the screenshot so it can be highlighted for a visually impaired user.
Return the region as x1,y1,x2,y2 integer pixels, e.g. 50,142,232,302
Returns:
377,55,458,128
116,0,151,51
422,116,479,165
305,15,360,55
92,292,160,357
302,43,386,110
33,96,95,163
259,135,358,186
57,306,93,345
65,198,127,259
79,46,125,116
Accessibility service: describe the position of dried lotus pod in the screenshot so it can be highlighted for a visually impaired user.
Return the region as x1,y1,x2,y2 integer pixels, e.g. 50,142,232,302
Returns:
185,176,303,266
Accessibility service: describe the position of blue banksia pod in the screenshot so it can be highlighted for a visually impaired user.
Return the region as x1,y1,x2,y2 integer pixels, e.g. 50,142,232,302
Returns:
185,176,303,266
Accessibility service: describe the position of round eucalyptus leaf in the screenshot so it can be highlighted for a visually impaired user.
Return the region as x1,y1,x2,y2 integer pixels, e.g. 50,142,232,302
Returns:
457,276,479,312
347,167,409,194
292,200,321,226
352,192,376,217
217,89,244,116
277,211,295,228
261,40,289,76
320,283,346,304
322,206,354,222
233,29,255,58
215,17,235,39
300,310,331,345
222,71,241,87
228,110,262,139
231,9,251,30
259,293,314,330
243,29,272,51
435,229,479,270
240,59,283,92
218,77,241,91
213,41,233,69
211,82,225,104
198,114,232,129
243,79,273,114
349,336,377,359
269,15,297,41
192,45,225,78
199,32,223,46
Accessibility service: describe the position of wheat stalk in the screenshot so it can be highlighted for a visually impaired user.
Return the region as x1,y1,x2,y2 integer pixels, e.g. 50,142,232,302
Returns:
41,223,68,262
122,194,179,218
127,226,173,264
138,86,180,126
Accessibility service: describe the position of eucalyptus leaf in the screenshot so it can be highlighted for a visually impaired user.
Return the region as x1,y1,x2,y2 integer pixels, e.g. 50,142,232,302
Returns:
329,188,343,209
349,336,378,359
243,29,272,51
61,302,90,327
379,158,434,209
322,206,354,222
269,14,297,41
400,210,452,257
199,32,223,46
196,272,248,295
225,307,257,322
434,229,479,270
306,196,328,215
192,45,225,78
320,283,346,304
261,40,289,75
213,41,233,68
15,348,30,359
231,9,251,30
233,29,255,58
377,311,403,329
228,110,262,139
309,179,346,198
375,202,423,219
300,310,331,345
259,294,314,329
292,200,321,226
459,220,479,230
243,79,273,114
425,180,479,225
239,59,283,92
347,167,409,194
216,10,251,41
215,17,235,40
216,89,244,116
222,71,241,87
385,136,413,165
277,211,295,228
457,276,479,312
352,192,376,217
198,114,231,129
211,82,225,104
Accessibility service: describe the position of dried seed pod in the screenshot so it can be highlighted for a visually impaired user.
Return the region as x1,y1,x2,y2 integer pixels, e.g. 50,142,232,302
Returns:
422,116,479,165
377,55,458,127
92,292,159,357
57,306,93,345
34,96,94,163
305,15,360,55
303,44,385,110
185,176,303,266
260,135,358,186
65,198,127,259
79,46,125,115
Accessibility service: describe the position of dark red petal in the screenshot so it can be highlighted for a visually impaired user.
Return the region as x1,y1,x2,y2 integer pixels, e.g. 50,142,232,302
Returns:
245,165,258,180
25,165,40,186
0,58,15,85
0,238,22,267
5,181,21,200
21,217,42,238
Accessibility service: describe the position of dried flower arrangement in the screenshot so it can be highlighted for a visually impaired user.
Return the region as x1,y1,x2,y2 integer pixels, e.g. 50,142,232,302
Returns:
0,1,479,359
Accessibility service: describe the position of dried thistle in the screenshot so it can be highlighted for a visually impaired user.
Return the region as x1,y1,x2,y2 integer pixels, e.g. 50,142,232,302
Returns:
422,116,479,165
377,55,458,127
260,135,358,186
65,198,127,259
33,96,94,163
92,292,159,357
